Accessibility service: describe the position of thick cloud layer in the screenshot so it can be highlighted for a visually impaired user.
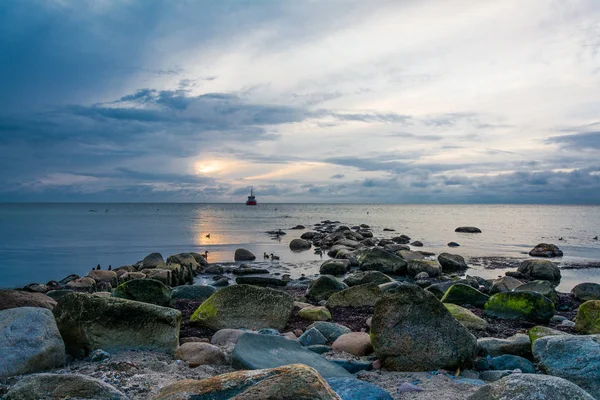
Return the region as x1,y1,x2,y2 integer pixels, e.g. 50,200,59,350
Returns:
1,0,599,203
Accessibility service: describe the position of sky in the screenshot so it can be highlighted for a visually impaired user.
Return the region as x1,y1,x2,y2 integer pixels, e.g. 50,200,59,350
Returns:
1,0,599,203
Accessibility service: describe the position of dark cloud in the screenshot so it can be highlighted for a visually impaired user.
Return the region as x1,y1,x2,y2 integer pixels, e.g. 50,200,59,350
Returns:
547,131,600,149
331,174,345,179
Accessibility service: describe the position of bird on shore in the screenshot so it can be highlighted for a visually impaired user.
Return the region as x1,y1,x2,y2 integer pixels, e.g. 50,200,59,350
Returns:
108,265,112,271
594,236,598,240
270,253,280,260
559,237,564,241
203,250,209,259
264,252,269,259
96,264,101,270
206,233,211,238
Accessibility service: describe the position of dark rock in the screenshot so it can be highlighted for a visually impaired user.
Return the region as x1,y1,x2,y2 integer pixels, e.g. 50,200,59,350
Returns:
306,275,348,303
514,280,558,303
204,265,224,274
528,243,563,258
301,231,322,240
307,345,332,354
291,225,306,230
235,276,288,286
518,259,561,283
477,334,531,357
438,253,468,272
410,241,423,247
484,291,555,323
383,228,395,232
490,354,535,373
455,227,482,233
329,361,372,374
141,252,164,269
320,259,350,276
326,283,383,308
232,266,270,275
213,277,229,286
392,235,411,244
406,260,442,278
490,276,523,294
112,278,171,307
58,274,80,285
0,290,57,311
383,243,410,253
358,247,407,275
307,321,352,342
441,284,490,308
326,378,393,400
448,242,460,247
572,282,600,302
234,248,256,261
170,285,216,302
343,271,393,286
290,238,312,251
298,327,328,346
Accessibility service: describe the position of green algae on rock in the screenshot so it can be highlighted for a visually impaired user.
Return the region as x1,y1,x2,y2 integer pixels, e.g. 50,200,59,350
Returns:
484,291,554,323
112,278,171,307
528,325,572,344
326,283,383,308
441,283,490,308
575,300,600,334
444,303,488,330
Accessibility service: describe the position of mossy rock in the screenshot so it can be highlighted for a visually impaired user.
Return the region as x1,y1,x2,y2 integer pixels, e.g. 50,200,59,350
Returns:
406,260,442,278
297,306,331,321
326,283,383,308
528,325,571,344
484,291,554,323
190,285,293,330
306,275,348,303
343,271,393,287
357,247,407,275
112,279,171,307
444,303,488,330
514,280,558,303
575,300,600,334
441,284,490,308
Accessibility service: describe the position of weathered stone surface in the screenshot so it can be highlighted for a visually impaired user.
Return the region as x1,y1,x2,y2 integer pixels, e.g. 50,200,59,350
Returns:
65,277,96,292
441,284,490,308
533,334,600,398
444,303,488,330
0,307,65,378
86,270,118,287
371,285,477,371
357,247,407,275
112,278,171,307
518,259,561,283
572,282,600,302
468,374,594,400
4,373,128,400
0,290,57,311
299,327,328,347
477,334,531,357
53,292,180,358
343,271,392,287
320,260,350,276
298,306,332,321
166,253,201,272
332,332,373,356
155,364,341,400
170,285,216,302
210,329,245,346
528,325,571,344
290,238,312,251
307,321,352,342
528,243,563,258
575,300,600,334
396,249,424,261
490,276,523,294
484,291,554,323
232,333,351,378
514,280,558,303
490,354,535,373
406,260,442,278
141,252,164,269
327,378,392,400
234,248,256,261
306,275,348,303
326,283,382,308
438,253,468,272
174,342,228,366
190,285,293,330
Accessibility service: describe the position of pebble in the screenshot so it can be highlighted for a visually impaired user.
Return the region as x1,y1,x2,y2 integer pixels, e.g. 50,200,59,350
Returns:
89,349,111,362
398,382,423,393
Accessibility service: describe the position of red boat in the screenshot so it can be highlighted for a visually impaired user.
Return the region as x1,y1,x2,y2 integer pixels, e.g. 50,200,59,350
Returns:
246,187,257,206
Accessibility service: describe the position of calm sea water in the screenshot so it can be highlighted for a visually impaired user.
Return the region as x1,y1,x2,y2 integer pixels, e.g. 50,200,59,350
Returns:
1,203,599,291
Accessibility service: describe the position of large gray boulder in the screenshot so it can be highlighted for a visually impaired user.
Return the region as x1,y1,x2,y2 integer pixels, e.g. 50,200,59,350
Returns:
0,290,57,311
112,278,171,307
406,259,442,278
518,259,561,283
190,285,293,330
468,374,594,400
53,292,180,358
141,252,165,269
455,226,482,233
572,282,600,302
4,373,128,400
528,243,563,258
0,307,65,378
289,238,312,251
234,248,256,261
319,259,350,276
438,253,468,272
306,275,348,303
357,247,407,275
232,332,351,379
533,334,600,398
370,285,477,371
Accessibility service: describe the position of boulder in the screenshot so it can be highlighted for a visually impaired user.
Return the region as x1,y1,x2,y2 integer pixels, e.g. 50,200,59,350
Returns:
290,238,312,251
533,334,600,398
53,292,180,358
232,266,269,275
234,248,256,261
383,244,410,253
529,243,563,258
332,332,373,356
406,260,442,278
156,263,193,286
444,303,488,330
484,291,555,323
441,284,490,308
235,276,288,286
45,289,75,301
490,354,535,373
528,325,571,344
141,252,164,269
120,271,146,282
299,327,328,347
307,321,352,342
190,285,293,330
343,271,393,287
572,282,600,302
143,269,171,286
0,307,65,378
320,260,350,276
166,253,200,271
210,329,245,346
490,276,523,294
396,250,424,261
154,364,341,400
514,280,558,303
174,342,228,366
575,300,600,334
518,259,561,283
86,270,118,288
189,252,209,268
455,226,482,233
477,334,531,357
232,332,351,378
301,231,321,240
298,306,332,321
410,241,423,247
65,277,96,292
4,373,128,400
112,278,171,307
370,285,477,371
392,235,411,244
438,253,468,272
170,285,216,302
357,247,407,275
306,275,348,303
326,283,382,308
0,290,57,311
468,374,594,400
326,378,392,400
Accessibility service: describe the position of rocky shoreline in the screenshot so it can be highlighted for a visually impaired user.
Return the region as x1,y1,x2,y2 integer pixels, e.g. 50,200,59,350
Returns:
1,220,600,399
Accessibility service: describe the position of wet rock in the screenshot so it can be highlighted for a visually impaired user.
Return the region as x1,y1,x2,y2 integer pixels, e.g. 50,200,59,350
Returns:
307,321,352,342
155,364,341,400
371,285,477,371
306,275,348,303
514,280,558,303
329,360,372,373
112,278,171,307
170,285,216,302
383,243,410,253
307,344,331,354
533,334,600,398
290,238,312,251
298,306,332,321
528,325,571,344
438,253,468,272
396,250,424,261
291,224,306,230
4,373,128,400
332,332,373,356
0,307,65,378
301,231,321,240
343,271,393,286
444,303,488,330
174,342,228,366
213,277,229,286
441,284,490,308
477,333,531,357
232,266,269,275
231,332,351,378
571,282,600,302
357,247,407,275
455,226,482,233
320,259,350,276
166,253,201,272
210,328,245,346
490,354,535,373
141,252,164,269
0,290,57,311
53,292,180,357
65,277,96,292
392,235,411,244
468,374,594,400
484,291,555,323
529,243,563,258
326,283,383,308
234,248,256,261
575,300,600,334
204,265,224,274
448,242,460,247
490,276,523,294
518,259,561,283
299,327,328,346
235,276,288,286
406,259,442,277
327,377,393,400
58,274,80,285
410,241,423,247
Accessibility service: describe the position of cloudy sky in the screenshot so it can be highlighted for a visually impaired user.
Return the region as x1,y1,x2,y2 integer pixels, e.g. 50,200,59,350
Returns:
1,0,599,203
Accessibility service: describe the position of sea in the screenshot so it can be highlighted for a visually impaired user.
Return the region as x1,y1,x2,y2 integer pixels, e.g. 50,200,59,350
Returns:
1,203,599,292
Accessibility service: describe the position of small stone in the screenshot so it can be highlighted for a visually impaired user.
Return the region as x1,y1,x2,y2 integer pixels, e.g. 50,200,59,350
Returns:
332,332,373,356
398,382,423,392
89,349,110,362
298,327,328,347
